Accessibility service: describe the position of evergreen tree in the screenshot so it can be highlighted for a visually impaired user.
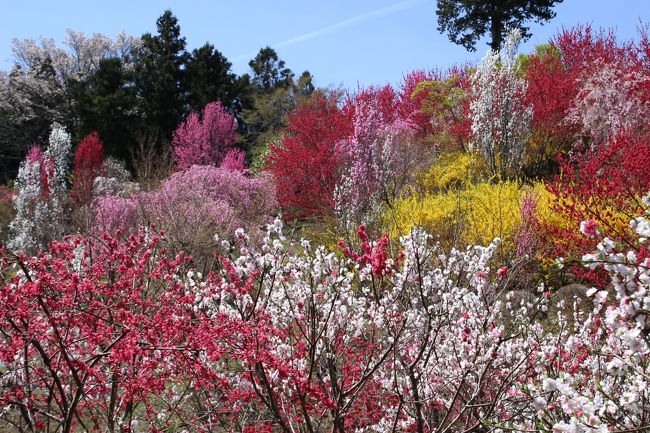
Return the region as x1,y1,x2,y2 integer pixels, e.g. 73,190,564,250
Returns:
75,58,139,161
248,47,294,93
436,0,563,51
184,42,237,114
134,10,188,148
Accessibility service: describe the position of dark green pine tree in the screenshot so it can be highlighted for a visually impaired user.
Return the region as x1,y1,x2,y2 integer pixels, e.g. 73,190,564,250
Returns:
75,58,139,162
248,47,294,93
134,10,189,148
435,0,563,52
184,42,238,114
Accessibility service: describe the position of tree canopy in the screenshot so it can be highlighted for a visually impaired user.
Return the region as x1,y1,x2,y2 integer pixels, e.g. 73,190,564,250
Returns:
436,0,563,51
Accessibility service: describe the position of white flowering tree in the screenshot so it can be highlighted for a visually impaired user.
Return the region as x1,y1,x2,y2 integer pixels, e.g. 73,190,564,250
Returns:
470,28,532,179
189,196,650,432
8,124,71,254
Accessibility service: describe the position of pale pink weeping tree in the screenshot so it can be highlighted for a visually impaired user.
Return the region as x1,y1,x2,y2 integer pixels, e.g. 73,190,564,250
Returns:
172,101,238,170
566,61,650,147
334,89,423,231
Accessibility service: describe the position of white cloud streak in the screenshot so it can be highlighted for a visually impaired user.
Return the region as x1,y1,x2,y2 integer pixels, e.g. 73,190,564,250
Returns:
231,0,427,63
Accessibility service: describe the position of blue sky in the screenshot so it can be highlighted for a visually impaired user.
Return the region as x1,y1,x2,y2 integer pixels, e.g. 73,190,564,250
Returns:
1,0,649,89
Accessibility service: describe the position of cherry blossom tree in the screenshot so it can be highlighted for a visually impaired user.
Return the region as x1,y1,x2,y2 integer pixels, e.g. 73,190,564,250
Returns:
335,88,424,231
220,147,247,171
566,61,650,146
2,196,649,432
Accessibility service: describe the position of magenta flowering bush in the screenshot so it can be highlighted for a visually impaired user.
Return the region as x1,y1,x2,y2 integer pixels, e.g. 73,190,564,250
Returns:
220,147,247,171
172,100,238,170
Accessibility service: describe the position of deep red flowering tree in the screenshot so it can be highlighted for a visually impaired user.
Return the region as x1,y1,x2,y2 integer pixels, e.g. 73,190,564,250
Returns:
0,231,235,432
399,70,438,134
267,92,353,218
70,132,104,206
552,25,647,145
523,45,579,176
172,100,238,170
540,130,650,285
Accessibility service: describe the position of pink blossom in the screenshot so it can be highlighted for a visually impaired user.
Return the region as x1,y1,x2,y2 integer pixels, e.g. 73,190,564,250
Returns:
173,101,238,170
579,219,600,238
220,148,247,171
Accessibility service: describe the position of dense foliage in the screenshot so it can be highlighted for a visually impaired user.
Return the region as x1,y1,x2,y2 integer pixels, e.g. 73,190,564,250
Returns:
1,14,649,433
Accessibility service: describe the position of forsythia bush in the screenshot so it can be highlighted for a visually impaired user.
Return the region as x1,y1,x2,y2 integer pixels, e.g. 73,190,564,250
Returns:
417,150,481,192
386,180,524,252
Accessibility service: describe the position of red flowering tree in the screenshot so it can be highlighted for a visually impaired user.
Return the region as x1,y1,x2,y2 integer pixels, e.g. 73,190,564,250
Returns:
172,100,238,170
70,132,104,206
267,92,353,218
0,230,236,432
399,70,437,135
523,44,579,176
523,25,648,176
541,130,650,285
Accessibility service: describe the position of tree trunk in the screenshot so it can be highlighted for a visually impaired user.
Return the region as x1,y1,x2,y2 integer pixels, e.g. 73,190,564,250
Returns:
490,13,502,51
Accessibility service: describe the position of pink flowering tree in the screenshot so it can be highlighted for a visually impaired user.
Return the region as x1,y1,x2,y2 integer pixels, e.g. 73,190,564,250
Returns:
220,147,247,171
92,165,278,269
335,88,426,231
172,101,238,170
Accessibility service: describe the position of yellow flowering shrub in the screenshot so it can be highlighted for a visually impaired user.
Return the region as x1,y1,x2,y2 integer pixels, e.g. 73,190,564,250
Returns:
385,180,524,252
417,151,482,193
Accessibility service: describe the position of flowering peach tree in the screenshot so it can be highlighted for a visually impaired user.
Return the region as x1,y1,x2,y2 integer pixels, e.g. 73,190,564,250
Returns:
2,194,649,432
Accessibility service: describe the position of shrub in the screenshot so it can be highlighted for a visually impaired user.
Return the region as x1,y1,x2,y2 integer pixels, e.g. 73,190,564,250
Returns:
385,180,525,254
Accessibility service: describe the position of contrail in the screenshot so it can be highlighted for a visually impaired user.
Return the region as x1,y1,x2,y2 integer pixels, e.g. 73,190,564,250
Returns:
231,0,427,63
